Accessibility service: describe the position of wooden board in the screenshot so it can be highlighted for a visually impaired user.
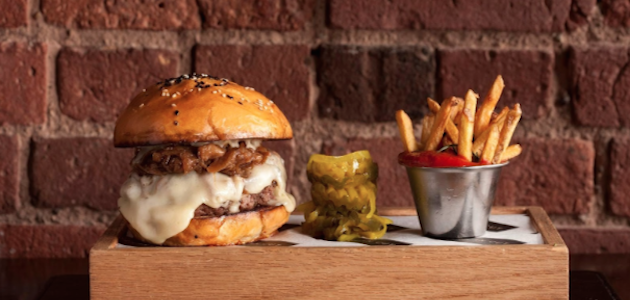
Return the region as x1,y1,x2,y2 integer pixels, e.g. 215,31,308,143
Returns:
90,206,568,299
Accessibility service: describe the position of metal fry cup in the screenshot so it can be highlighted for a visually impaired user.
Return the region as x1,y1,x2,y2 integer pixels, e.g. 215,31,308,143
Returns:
404,163,507,239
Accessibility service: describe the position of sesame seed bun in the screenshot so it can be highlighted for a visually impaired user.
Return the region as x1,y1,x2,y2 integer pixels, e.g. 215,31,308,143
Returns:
114,75,293,147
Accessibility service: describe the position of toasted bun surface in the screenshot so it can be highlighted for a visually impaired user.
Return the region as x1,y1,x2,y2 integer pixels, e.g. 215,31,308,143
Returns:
126,205,290,246
114,75,293,147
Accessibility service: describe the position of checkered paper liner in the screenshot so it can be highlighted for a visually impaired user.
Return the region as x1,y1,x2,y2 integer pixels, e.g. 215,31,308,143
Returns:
116,213,543,248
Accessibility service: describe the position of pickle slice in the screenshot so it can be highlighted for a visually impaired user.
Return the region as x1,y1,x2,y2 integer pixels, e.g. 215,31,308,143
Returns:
307,150,378,186
302,151,392,242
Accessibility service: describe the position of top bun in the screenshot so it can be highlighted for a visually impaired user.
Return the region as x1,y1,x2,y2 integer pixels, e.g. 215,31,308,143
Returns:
114,75,293,147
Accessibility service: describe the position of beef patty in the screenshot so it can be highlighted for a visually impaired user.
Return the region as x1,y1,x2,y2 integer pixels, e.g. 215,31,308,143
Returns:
194,184,277,217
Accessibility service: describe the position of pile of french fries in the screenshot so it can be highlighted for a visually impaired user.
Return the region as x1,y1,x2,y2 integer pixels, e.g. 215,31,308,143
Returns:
396,75,522,164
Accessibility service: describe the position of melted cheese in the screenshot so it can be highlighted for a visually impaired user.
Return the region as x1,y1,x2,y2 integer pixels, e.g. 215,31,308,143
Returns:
118,152,295,244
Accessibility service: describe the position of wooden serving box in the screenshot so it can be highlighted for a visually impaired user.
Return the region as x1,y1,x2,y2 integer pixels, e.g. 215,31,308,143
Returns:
90,206,568,299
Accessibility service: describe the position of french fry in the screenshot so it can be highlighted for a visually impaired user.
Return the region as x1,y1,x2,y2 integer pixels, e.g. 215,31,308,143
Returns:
472,131,489,157
450,97,463,121
500,144,522,162
395,110,418,152
425,97,454,151
420,115,435,148
474,75,505,137
493,107,509,126
492,104,522,164
472,106,509,156
480,124,500,163
427,98,459,143
452,98,464,126
457,90,478,161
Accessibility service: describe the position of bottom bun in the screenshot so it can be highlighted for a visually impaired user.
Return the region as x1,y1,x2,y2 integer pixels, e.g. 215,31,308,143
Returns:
126,205,290,246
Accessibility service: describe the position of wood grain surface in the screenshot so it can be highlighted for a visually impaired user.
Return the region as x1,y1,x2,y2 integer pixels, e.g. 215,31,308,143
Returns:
90,207,568,299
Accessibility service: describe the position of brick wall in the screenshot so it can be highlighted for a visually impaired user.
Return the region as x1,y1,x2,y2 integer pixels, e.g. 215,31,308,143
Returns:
1,0,629,258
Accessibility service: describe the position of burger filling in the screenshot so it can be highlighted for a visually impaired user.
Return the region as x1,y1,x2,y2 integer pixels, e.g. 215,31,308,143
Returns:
133,140,269,178
118,139,296,244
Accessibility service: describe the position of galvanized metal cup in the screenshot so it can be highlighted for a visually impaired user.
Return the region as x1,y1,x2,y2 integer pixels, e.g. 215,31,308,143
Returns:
404,163,507,239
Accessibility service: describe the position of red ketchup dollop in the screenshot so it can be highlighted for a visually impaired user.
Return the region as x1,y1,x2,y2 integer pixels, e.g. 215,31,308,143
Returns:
398,151,483,168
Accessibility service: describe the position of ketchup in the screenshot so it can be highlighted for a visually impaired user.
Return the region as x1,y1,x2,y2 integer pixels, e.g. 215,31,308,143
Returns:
398,151,482,168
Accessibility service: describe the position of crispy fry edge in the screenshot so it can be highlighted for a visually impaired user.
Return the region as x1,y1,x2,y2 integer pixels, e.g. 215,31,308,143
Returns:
492,104,522,164
427,98,459,143
395,110,418,152
457,90,478,161
425,98,454,151
480,124,500,163
474,75,505,137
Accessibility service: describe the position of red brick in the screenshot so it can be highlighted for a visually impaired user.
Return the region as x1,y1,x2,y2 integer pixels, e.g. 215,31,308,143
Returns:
198,0,315,31
57,48,178,123
41,0,200,30
30,138,133,210
611,138,630,217
601,0,630,27
322,138,413,207
568,0,596,30
569,47,630,127
194,45,310,122
0,43,47,125
0,136,18,214
0,225,105,258
317,47,376,122
329,0,582,32
439,49,552,120
559,228,630,254
495,138,594,214
0,0,27,28
317,46,434,122
263,139,295,184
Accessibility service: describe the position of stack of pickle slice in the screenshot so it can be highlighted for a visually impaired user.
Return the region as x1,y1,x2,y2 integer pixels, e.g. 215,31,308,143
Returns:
299,150,392,241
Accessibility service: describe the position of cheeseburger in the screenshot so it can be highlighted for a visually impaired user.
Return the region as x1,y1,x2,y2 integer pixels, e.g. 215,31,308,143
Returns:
114,74,296,246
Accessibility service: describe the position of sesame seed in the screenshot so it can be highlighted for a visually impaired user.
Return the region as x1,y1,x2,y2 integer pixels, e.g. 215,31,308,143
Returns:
259,107,263,110
212,90,218,94
142,89,146,92
222,94,227,98
238,102,243,105
139,103,145,108
269,100,274,104
171,103,176,107
174,110,179,116
174,121,179,126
